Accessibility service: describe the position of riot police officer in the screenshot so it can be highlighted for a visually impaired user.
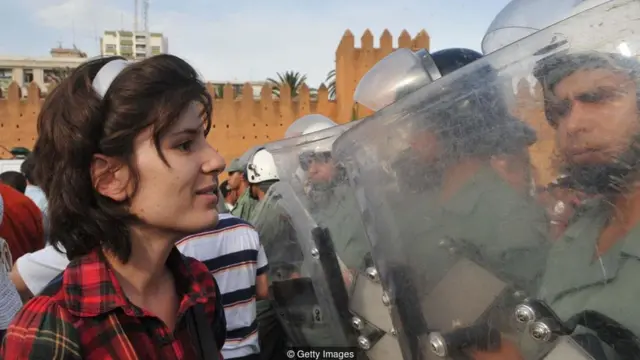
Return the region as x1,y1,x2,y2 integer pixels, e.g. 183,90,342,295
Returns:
230,145,263,221
247,148,302,360
334,0,640,358
250,117,371,356
477,0,640,358
520,45,640,360
333,38,551,359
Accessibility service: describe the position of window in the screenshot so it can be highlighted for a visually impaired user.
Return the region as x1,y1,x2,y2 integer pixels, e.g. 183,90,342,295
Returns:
23,70,33,84
233,85,243,97
120,45,133,52
105,44,116,51
0,68,11,79
136,44,146,50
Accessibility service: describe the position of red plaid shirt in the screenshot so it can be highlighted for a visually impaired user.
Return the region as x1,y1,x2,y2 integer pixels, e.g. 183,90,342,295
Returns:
1,247,226,359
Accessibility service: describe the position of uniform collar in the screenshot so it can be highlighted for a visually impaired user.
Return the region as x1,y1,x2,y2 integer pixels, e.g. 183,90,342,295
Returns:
60,247,212,318
563,198,640,260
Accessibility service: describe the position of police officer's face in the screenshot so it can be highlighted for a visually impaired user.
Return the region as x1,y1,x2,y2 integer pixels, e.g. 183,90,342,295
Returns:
307,160,334,184
227,171,243,190
409,129,441,163
301,152,335,184
249,183,260,200
552,68,639,166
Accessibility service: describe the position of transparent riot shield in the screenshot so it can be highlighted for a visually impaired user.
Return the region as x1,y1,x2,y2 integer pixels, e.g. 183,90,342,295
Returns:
251,181,354,347
261,123,403,358
333,0,640,358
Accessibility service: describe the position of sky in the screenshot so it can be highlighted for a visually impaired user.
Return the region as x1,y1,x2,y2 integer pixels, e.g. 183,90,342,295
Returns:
4,0,513,87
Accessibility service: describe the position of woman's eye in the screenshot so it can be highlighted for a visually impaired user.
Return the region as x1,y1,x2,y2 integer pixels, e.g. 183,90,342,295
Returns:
177,140,193,152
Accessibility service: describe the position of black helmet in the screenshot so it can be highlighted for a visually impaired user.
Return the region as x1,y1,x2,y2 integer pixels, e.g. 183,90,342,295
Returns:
412,57,536,159
431,48,484,77
394,48,483,100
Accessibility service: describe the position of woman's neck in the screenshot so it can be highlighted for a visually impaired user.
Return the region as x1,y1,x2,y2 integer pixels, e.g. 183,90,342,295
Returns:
104,225,180,299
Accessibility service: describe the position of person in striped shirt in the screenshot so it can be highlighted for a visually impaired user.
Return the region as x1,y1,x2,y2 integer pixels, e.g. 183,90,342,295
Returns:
178,213,269,360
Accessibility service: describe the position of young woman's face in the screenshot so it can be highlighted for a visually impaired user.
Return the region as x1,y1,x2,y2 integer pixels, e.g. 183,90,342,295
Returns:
129,102,225,235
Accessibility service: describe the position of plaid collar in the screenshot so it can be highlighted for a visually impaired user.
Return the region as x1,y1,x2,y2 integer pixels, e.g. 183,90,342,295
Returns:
59,247,213,318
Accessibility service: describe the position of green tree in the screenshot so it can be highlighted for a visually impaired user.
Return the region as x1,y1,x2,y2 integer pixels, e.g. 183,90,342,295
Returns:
351,104,359,122
45,67,73,84
214,84,224,99
267,71,308,98
325,69,336,100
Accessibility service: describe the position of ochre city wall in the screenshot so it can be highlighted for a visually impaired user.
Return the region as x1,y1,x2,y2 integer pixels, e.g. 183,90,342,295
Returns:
0,29,558,184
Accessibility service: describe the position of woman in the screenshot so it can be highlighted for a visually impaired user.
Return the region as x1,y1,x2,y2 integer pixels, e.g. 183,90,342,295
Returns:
1,55,227,359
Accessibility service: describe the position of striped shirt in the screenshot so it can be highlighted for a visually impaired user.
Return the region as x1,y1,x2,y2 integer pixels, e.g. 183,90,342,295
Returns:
177,213,268,360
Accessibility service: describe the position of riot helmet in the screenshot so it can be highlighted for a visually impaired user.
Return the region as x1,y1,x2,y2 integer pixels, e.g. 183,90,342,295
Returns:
354,47,482,112
482,0,612,54
247,149,279,184
285,114,338,138
411,61,536,162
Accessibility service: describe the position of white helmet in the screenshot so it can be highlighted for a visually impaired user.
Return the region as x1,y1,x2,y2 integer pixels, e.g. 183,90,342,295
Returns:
285,114,337,138
247,149,279,184
301,120,337,136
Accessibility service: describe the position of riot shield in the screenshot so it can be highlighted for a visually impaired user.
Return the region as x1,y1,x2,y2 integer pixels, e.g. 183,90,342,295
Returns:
251,181,353,347
259,123,402,358
333,0,640,358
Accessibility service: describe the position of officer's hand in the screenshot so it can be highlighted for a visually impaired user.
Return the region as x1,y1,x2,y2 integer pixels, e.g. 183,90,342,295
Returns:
471,339,523,360
343,269,354,289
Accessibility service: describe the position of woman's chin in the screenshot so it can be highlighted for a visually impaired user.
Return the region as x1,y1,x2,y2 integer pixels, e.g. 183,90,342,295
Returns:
182,210,220,233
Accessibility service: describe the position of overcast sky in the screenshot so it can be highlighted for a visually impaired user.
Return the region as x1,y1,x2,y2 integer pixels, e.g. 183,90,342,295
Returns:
5,0,513,86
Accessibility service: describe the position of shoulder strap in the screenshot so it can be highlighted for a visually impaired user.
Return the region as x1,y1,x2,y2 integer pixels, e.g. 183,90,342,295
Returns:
187,303,220,360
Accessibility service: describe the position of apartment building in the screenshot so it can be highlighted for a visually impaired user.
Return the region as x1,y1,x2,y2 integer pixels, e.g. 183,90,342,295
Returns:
101,30,169,60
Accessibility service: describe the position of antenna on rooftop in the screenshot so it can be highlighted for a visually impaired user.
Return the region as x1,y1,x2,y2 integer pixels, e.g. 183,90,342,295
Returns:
134,0,139,33
143,0,151,57
72,19,76,47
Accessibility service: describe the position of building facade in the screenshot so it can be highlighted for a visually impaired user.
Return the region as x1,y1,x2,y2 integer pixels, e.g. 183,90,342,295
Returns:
0,47,87,97
208,81,267,100
101,30,168,60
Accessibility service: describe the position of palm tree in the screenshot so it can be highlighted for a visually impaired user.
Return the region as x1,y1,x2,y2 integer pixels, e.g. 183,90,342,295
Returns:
267,71,307,98
351,104,359,122
325,69,336,100
214,84,224,99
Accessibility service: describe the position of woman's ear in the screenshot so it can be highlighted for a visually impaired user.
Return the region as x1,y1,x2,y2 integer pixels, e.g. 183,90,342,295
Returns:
91,154,131,202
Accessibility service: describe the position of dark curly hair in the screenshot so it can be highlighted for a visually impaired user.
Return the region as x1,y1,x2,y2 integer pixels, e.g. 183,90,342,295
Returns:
32,55,212,262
